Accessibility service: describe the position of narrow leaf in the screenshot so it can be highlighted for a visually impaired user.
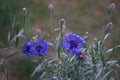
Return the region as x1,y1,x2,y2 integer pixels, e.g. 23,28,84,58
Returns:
101,70,113,80
31,64,42,77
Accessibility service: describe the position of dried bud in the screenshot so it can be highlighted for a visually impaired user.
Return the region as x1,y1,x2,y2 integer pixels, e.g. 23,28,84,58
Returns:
107,22,113,29
109,3,116,11
77,48,86,60
32,36,37,41
48,3,54,10
78,55,84,60
22,7,27,14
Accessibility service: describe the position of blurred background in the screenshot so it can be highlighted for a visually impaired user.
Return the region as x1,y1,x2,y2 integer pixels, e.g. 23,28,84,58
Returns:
0,0,120,80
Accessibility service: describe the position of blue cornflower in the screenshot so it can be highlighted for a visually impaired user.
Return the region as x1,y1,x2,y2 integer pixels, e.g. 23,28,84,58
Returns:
62,33,85,55
34,40,48,56
22,41,35,57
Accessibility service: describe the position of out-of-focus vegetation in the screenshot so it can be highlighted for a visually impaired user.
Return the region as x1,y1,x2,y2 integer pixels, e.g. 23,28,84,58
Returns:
0,0,120,47
0,0,120,79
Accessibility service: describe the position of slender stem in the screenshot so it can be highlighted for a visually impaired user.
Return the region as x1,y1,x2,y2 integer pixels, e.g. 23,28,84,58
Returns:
49,9,54,43
58,24,64,58
103,8,113,38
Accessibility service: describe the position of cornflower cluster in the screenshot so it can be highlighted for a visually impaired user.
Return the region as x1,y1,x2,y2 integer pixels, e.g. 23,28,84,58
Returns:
22,39,48,57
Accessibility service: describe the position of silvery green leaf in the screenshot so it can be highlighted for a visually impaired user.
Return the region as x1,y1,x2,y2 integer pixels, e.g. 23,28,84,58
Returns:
48,58,58,64
31,64,42,77
101,70,113,80
38,72,46,79
54,27,60,32
106,45,120,53
95,67,103,80
70,55,76,63
84,70,94,75
107,60,117,65
10,29,25,44
52,75,59,80
97,41,101,51
116,64,120,68
103,33,110,43
48,42,53,46
106,48,113,53
55,35,60,48
18,28,24,35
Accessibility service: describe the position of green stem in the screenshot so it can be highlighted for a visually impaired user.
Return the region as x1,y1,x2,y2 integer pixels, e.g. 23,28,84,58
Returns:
49,9,54,43
58,24,64,58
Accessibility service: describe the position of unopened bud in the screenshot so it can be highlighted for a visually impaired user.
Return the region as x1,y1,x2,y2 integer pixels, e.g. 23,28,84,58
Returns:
22,7,27,14
58,61,62,65
78,55,84,60
59,18,65,26
109,3,116,11
48,3,54,10
77,48,86,60
61,52,68,58
59,18,66,30
107,22,113,29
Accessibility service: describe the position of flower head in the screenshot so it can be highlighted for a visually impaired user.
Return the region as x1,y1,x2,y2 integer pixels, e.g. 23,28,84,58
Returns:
34,40,48,56
22,41,35,57
109,3,116,11
62,33,85,55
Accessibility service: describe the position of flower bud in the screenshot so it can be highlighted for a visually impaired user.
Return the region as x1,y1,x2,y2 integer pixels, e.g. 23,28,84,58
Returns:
59,18,66,30
109,3,116,11
32,36,37,41
22,7,27,14
59,18,65,26
58,61,62,65
77,48,86,60
78,54,84,60
61,52,68,58
107,22,113,29
48,3,54,10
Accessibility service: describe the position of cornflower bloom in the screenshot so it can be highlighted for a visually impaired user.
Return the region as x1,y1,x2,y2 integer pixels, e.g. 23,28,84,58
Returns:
22,41,35,57
62,33,85,55
34,40,48,56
